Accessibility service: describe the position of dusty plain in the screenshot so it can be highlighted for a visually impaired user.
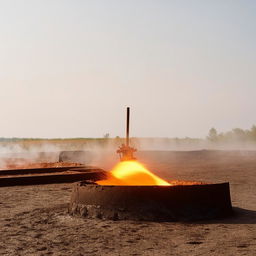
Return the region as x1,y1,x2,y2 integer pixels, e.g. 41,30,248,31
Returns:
0,150,255,256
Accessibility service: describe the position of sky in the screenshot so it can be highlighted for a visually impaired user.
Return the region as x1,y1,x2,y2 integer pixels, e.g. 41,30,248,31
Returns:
0,0,255,138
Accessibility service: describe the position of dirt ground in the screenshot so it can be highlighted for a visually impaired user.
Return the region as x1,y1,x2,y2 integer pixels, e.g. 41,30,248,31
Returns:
0,150,255,256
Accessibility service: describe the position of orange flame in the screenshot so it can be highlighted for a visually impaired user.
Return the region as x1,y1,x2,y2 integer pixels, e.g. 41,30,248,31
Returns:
97,160,170,186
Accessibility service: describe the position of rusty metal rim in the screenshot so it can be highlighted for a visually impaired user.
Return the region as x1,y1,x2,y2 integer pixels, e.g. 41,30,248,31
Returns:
69,181,233,221
0,166,87,176
0,169,107,187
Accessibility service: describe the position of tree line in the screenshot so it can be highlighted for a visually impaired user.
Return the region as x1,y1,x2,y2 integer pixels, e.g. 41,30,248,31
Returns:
207,125,256,142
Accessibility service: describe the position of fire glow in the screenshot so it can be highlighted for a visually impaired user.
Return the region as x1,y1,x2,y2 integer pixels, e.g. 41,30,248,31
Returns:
97,160,171,186
97,108,171,186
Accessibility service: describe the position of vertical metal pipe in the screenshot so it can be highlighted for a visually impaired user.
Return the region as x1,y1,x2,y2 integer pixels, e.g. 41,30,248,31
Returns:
126,107,130,146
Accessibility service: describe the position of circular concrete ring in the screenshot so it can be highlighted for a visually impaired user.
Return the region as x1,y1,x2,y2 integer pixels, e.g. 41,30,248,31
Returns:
69,182,233,221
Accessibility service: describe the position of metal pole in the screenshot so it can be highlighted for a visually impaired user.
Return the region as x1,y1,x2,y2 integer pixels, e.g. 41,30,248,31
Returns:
126,107,130,146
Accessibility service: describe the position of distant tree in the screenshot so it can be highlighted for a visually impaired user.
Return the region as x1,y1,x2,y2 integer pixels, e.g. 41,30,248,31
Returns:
207,128,218,142
103,133,110,139
231,128,247,141
250,125,256,141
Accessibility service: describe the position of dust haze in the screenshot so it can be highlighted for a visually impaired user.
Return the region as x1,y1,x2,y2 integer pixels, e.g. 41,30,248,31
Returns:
1,135,256,171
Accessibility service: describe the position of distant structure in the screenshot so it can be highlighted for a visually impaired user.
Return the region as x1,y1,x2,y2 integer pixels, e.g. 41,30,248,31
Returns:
116,107,137,161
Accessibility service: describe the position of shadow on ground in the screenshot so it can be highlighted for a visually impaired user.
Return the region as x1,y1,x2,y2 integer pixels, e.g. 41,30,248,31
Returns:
199,207,256,224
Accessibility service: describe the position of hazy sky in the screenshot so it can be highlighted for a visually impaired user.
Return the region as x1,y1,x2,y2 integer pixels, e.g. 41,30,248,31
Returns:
0,0,255,138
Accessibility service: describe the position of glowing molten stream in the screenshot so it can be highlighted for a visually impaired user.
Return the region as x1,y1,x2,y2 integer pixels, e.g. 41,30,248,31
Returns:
97,160,170,186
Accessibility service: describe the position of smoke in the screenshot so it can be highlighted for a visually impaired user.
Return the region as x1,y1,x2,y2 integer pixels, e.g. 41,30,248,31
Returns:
131,137,256,151
0,142,60,169
0,139,120,170
1,137,256,170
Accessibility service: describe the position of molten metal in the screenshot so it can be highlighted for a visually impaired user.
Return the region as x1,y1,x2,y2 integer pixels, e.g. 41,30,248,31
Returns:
100,107,171,186
97,160,170,186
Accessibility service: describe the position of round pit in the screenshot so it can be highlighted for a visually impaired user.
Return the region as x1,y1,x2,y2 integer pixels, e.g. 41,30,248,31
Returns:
69,181,233,221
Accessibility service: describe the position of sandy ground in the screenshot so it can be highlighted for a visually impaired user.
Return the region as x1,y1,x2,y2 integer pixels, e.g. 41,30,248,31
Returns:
0,150,256,256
